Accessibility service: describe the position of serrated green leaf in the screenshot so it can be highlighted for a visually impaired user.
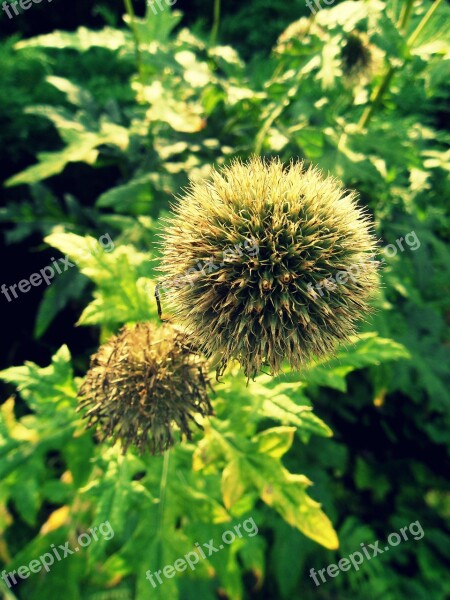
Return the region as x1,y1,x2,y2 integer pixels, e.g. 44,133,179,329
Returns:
247,455,338,549
0,345,77,411
221,459,247,509
96,174,155,214
124,8,182,46
6,120,128,187
259,393,333,441
44,233,157,326
252,426,296,458
35,271,89,339
15,27,130,52
302,333,411,392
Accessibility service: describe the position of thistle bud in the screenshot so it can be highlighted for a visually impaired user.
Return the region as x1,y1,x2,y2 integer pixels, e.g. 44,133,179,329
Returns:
77,323,213,454
159,157,379,379
340,31,382,85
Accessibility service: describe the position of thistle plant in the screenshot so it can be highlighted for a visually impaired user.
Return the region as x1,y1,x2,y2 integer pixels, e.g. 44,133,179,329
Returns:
77,322,213,454
159,157,380,379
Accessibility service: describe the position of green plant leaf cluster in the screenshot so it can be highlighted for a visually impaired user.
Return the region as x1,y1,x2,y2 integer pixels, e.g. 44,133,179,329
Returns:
1,1,449,598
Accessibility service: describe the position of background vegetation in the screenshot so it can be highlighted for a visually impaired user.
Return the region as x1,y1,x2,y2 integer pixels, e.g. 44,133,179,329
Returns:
1,1,449,599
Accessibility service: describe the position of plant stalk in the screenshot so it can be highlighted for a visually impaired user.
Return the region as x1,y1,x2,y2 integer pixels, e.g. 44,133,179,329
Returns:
210,0,221,47
398,0,415,32
158,449,170,534
123,0,142,78
358,0,443,130
407,0,443,47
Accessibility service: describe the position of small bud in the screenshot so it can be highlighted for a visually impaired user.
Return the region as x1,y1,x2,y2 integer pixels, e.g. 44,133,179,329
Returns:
280,272,292,284
261,278,272,292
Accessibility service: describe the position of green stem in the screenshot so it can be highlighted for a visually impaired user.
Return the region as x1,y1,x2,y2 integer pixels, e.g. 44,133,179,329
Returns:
158,449,170,534
398,0,414,32
407,0,443,47
357,65,397,130
123,0,142,78
0,580,19,600
358,0,443,130
255,67,303,154
210,0,221,47
155,449,170,568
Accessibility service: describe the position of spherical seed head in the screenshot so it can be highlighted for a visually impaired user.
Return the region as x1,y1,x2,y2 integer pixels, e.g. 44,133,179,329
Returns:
159,157,380,379
77,322,213,454
341,32,381,85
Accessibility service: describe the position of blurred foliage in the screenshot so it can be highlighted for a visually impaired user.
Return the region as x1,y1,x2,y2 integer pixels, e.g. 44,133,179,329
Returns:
1,1,449,599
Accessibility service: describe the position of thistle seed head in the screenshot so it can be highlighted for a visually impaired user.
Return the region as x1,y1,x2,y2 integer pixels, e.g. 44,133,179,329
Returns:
77,322,213,454
341,32,382,85
159,157,380,379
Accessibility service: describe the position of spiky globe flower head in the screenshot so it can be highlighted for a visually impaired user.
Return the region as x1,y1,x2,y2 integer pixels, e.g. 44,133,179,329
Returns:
340,31,383,86
159,157,380,379
77,322,213,454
